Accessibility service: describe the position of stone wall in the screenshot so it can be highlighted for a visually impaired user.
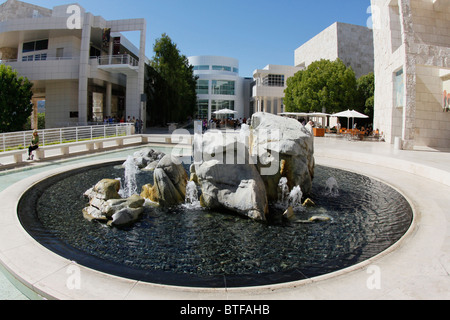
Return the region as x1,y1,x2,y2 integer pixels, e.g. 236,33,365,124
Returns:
372,0,450,149
336,22,375,79
0,0,52,22
294,22,374,79
294,23,339,69
0,47,17,60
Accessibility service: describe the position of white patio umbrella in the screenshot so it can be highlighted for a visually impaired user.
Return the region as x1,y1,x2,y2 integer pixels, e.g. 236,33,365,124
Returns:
213,108,238,115
332,109,368,130
213,109,238,128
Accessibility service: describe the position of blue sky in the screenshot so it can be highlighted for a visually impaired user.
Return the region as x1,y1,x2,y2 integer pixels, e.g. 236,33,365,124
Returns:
25,0,372,76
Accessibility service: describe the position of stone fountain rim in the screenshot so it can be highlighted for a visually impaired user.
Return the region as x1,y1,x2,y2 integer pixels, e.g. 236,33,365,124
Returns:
0,157,418,300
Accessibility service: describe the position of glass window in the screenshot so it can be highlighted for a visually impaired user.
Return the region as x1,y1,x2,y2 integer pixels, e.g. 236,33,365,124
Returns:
194,65,209,71
22,39,48,53
212,65,232,72
196,80,209,94
35,39,49,51
22,39,49,53
211,100,235,114
212,80,235,95
34,53,47,61
22,42,35,53
22,55,34,61
262,74,285,87
233,67,239,74
197,99,209,119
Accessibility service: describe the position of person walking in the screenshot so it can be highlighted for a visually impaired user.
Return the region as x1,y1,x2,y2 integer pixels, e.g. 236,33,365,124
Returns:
27,130,39,160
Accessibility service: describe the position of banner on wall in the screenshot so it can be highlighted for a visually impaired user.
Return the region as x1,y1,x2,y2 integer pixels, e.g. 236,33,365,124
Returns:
102,28,111,49
113,37,121,55
444,79,450,112
394,69,404,108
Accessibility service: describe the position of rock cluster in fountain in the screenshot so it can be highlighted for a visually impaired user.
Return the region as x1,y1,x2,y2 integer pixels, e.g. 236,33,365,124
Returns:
82,113,315,226
191,112,315,222
83,179,145,227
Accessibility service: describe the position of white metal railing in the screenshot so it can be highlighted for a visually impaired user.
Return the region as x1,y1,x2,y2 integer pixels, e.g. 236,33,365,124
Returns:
97,54,139,67
0,57,77,64
0,123,133,152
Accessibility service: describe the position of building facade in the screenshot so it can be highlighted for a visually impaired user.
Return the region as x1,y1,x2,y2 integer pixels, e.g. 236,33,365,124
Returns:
251,64,303,115
188,56,252,120
295,22,374,79
0,0,146,128
371,0,450,149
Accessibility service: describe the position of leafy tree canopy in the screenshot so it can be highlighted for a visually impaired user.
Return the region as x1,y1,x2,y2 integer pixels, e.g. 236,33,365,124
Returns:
356,72,375,120
284,59,357,114
0,64,33,133
145,33,197,126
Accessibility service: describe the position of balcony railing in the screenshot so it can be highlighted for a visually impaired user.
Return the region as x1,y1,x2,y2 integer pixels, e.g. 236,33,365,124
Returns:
0,57,77,64
97,54,139,67
0,123,133,152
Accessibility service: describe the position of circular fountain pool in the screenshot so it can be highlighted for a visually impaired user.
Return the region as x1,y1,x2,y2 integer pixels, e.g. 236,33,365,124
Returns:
18,161,413,288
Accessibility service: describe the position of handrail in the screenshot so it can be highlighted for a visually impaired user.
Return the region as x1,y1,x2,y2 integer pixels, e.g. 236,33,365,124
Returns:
0,57,78,64
0,123,134,152
97,54,139,67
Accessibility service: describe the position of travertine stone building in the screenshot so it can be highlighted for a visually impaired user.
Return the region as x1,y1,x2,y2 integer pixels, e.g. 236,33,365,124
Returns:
295,22,374,79
372,0,450,149
0,0,146,128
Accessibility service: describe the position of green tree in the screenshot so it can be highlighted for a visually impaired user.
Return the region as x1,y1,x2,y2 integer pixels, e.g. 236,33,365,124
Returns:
356,72,375,120
284,59,357,114
0,64,33,133
25,113,45,130
145,34,197,126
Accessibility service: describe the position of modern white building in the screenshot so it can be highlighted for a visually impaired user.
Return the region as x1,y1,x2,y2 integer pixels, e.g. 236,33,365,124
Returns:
0,0,146,128
371,0,450,149
295,22,374,79
188,55,252,120
251,64,304,115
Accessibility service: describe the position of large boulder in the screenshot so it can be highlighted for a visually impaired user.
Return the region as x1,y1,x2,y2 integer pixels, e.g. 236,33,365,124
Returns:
196,160,268,221
195,131,269,221
110,207,145,227
84,179,121,201
250,112,315,202
142,154,189,207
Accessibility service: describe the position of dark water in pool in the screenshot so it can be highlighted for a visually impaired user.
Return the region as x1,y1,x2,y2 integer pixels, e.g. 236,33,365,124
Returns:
18,162,413,288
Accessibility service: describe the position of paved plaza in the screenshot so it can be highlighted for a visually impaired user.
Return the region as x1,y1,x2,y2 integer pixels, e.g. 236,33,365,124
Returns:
0,135,449,300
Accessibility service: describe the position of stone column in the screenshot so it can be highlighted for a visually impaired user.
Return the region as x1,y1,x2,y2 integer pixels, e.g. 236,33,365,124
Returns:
399,0,416,150
105,82,112,117
139,22,146,129
78,13,93,126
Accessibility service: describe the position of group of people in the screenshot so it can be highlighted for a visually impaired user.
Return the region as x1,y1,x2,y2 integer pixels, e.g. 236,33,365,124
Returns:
103,115,143,134
201,117,248,132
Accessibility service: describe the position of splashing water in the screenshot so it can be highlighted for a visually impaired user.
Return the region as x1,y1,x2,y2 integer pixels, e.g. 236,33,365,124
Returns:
277,177,303,211
288,186,303,209
183,181,201,209
325,177,339,196
185,181,199,204
119,156,138,198
278,177,290,205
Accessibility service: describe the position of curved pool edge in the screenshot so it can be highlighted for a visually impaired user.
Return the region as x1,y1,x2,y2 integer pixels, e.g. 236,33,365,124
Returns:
0,151,446,300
